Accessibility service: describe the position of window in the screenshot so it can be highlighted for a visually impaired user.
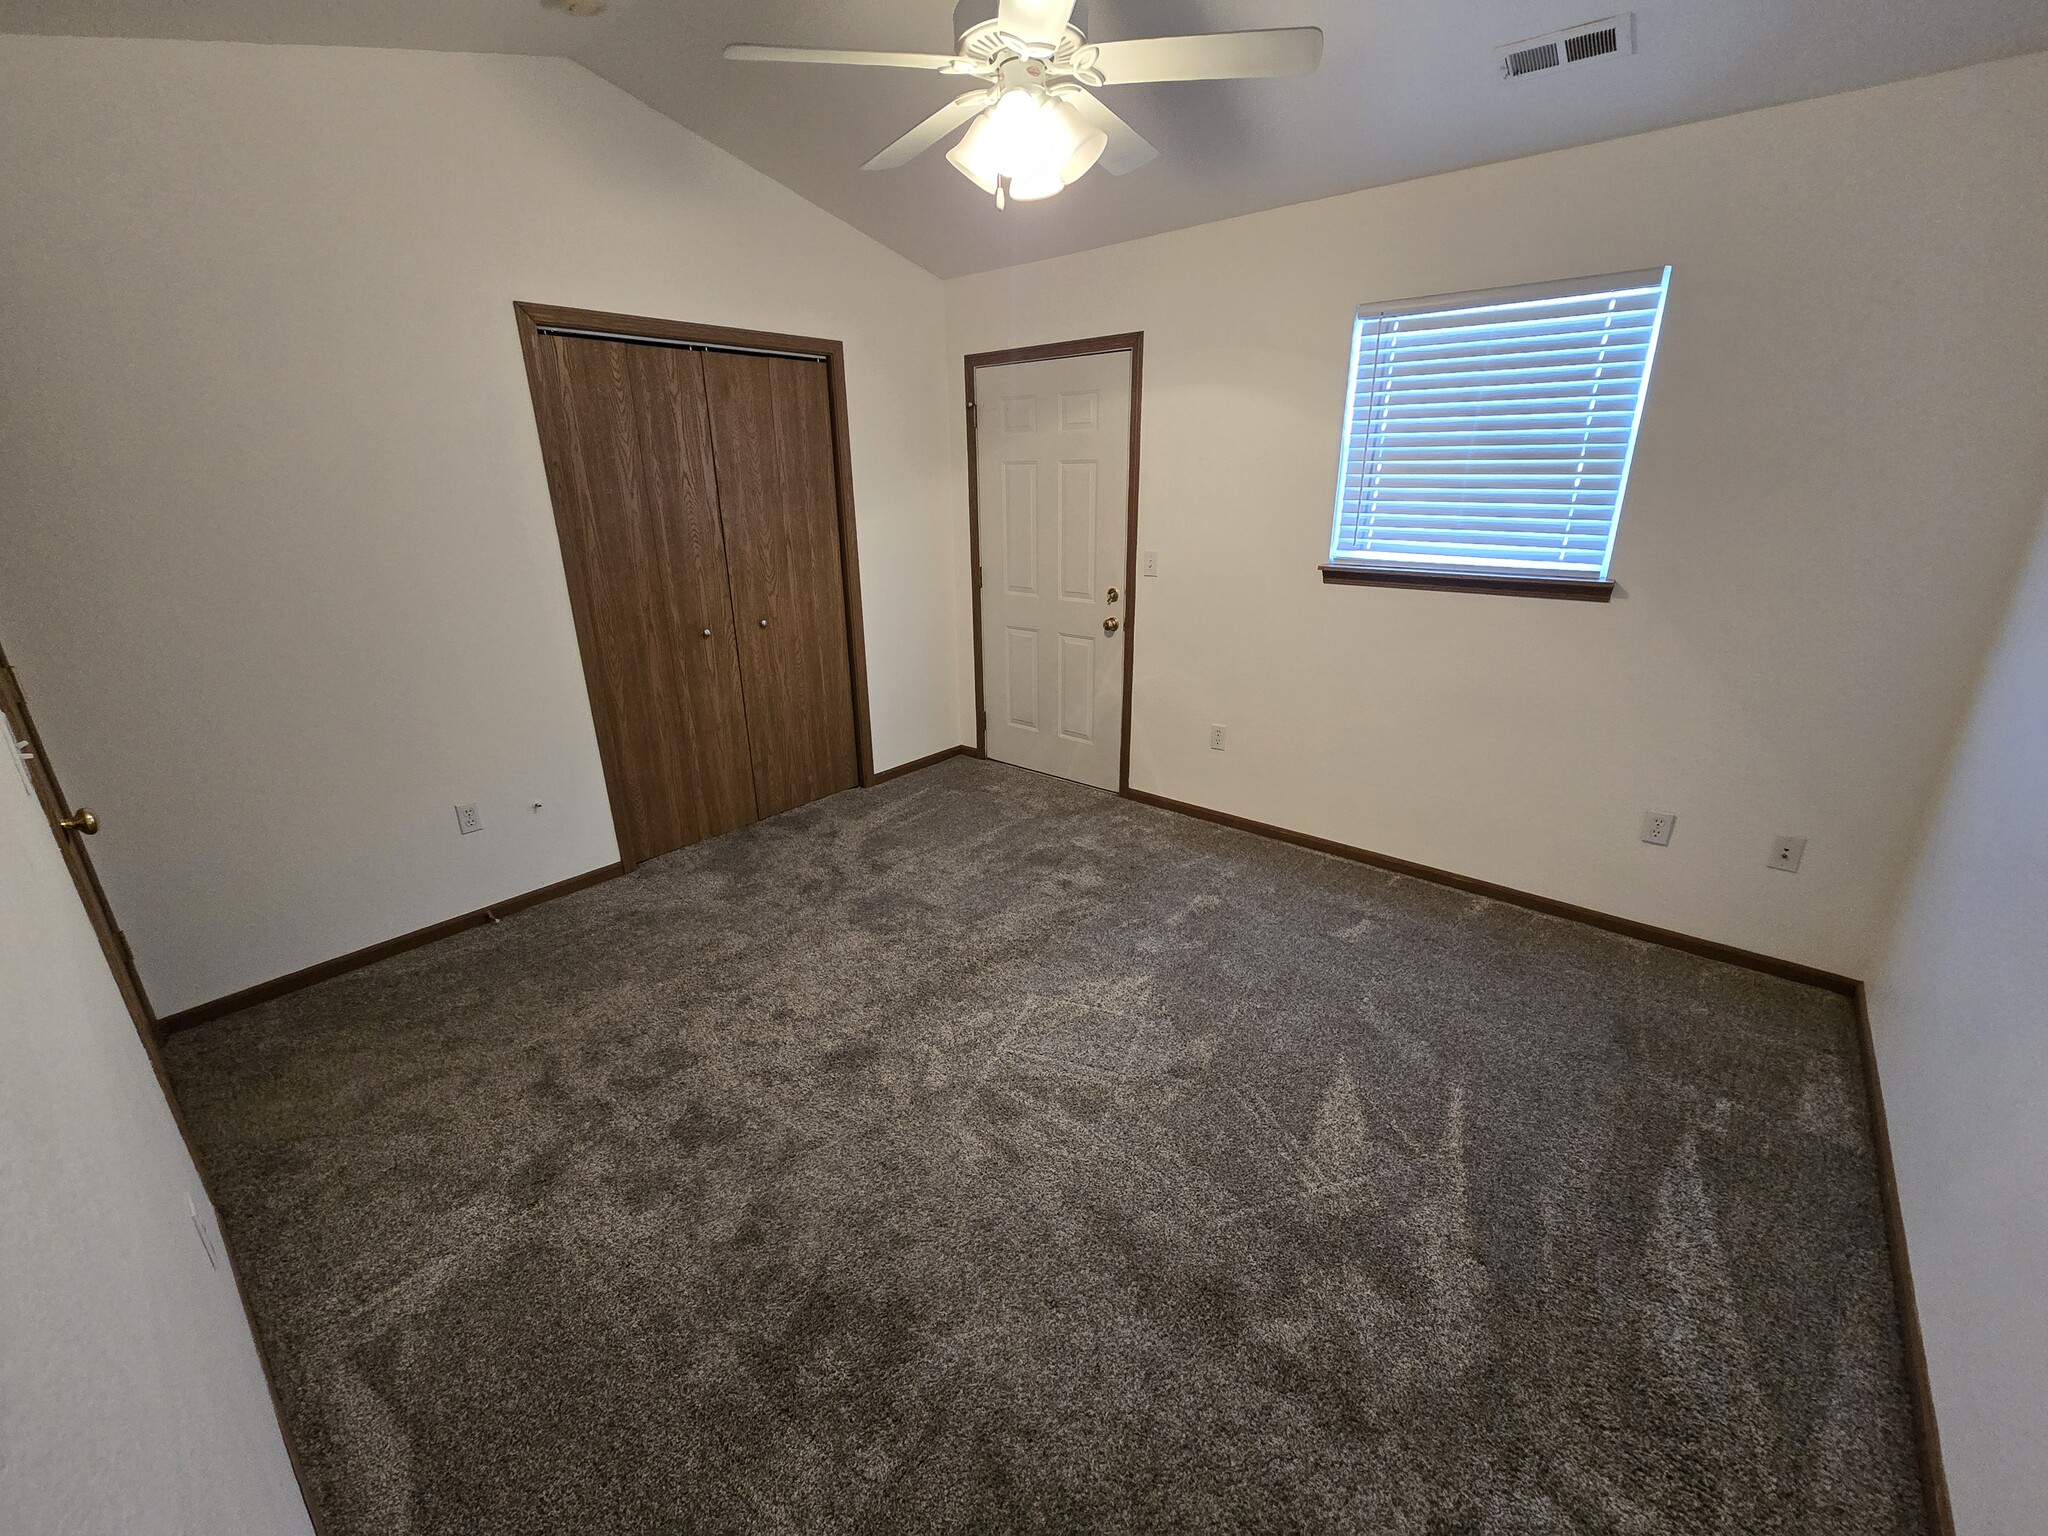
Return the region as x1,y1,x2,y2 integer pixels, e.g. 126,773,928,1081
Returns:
1324,267,1670,599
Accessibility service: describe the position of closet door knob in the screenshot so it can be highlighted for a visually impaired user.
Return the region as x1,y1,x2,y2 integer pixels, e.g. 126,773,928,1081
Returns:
700,628,712,637
758,617,769,628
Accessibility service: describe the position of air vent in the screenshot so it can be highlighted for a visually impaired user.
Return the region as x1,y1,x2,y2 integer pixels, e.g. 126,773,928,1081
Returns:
1499,14,1635,80
1505,43,1561,77
1564,26,1620,62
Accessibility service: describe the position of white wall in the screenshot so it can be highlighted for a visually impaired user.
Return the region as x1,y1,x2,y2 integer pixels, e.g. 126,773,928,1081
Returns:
1866,500,2048,1536
947,52,2048,977
0,36,970,1015
0,707,313,1534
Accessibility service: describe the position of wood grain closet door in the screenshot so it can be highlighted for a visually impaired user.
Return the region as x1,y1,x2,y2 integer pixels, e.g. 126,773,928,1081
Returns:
702,352,859,818
532,335,757,861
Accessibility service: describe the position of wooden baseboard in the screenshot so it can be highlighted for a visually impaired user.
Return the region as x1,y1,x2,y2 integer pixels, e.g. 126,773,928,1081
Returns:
160,745,978,1036
869,743,973,785
154,862,626,1038
1118,786,1858,994
1850,983,1956,1536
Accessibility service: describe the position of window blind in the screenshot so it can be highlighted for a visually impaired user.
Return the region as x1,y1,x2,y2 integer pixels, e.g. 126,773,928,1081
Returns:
1328,268,1669,582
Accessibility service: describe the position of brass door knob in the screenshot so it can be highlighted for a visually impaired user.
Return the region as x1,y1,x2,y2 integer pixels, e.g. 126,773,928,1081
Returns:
1102,616,1121,635
1106,586,1120,604
60,807,99,835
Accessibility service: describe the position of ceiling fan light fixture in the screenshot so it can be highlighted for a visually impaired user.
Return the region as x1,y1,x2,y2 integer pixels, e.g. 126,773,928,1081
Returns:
947,88,1106,205
724,13,1323,209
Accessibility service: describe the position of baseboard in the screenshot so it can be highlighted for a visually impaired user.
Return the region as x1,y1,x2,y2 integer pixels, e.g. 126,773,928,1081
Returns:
1850,983,1956,1536
154,862,626,1038
1119,786,1858,995
870,743,974,785
161,748,980,1035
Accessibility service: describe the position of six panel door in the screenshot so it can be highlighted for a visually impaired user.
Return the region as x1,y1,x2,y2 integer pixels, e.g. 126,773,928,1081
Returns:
973,350,1132,792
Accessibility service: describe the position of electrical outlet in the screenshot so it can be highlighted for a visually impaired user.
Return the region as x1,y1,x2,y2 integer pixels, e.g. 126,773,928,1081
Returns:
1143,550,1159,577
1640,811,1676,846
1768,834,1806,873
455,803,483,835
1210,724,1227,751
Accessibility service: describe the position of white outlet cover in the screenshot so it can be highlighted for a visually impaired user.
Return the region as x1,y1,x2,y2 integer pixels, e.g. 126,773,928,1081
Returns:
1769,834,1807,872
1640,811,1676,846
455,803,482,835
1210,724,1226,750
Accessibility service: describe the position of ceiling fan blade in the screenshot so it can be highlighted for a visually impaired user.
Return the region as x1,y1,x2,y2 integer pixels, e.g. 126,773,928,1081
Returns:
1063,90,1157,176
996,0,1079,45
724,44,976,73
1085,27,1324,85
863,92,992,171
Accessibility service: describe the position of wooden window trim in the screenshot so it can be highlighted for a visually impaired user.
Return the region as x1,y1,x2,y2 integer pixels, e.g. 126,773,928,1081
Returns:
1319,563,1615,602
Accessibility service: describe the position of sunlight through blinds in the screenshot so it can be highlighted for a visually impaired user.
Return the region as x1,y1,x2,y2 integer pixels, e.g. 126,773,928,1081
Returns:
1328,268,1670,582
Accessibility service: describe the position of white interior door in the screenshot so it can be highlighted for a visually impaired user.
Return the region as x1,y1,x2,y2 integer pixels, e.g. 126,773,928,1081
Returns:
973,350,1132,791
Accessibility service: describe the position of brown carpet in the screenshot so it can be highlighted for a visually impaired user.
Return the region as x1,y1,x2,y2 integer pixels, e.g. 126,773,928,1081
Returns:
165,757,1928,1534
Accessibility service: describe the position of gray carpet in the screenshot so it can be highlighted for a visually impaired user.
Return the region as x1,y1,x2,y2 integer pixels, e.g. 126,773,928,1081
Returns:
165,757,1927,1534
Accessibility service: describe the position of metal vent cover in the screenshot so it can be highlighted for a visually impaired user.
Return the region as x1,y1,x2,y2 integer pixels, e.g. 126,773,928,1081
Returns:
1564,26,1620,62
1499,14,1635,80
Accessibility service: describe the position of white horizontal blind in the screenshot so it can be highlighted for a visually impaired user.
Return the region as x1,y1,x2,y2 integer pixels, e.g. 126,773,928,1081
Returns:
1329,268,1669,581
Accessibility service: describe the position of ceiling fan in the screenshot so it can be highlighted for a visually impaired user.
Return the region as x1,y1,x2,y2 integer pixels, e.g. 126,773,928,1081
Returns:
725,1,1323,208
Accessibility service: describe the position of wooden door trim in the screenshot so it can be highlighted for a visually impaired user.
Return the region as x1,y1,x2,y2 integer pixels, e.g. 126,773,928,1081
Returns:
0,653,159,1041
963,333,1144,793
514,303,878,872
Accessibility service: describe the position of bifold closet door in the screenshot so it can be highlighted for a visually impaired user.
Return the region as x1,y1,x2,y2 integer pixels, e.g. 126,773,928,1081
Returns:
701,352,859,818
532,335,757,862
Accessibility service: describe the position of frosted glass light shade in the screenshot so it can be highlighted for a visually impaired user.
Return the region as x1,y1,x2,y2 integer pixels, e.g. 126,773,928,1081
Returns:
946,109,1005,193
948,89,1110,200
1048,101,1108,184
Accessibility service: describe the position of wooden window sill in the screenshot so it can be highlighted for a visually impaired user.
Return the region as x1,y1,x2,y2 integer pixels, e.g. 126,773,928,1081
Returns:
1319,564,1615,602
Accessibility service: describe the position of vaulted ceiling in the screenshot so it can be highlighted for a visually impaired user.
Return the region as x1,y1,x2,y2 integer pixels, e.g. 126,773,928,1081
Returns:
5,0,2044,276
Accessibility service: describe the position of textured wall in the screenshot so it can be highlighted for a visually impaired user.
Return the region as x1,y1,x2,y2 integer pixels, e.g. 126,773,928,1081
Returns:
0,703,311,1535
946,52,2048,977
1868,500,2048,1535
0,36,971,1015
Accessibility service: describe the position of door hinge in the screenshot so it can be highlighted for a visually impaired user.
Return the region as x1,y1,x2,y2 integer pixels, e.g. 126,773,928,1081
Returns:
967,399,977,424
976,566,984,588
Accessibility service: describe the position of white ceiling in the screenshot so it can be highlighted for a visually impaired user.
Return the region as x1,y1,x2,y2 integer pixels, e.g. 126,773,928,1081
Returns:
5,0,2044,276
